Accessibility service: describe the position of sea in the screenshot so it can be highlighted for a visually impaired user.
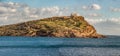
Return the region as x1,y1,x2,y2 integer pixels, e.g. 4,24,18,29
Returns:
0,36,120,56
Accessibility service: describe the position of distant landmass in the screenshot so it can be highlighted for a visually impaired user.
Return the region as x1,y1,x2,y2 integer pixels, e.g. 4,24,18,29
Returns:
0,14,104,38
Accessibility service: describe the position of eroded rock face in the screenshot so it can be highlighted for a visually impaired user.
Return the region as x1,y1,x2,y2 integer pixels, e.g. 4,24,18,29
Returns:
0,15,105,38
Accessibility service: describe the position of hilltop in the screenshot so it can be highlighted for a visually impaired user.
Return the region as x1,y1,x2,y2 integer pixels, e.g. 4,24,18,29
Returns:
0,14,104,38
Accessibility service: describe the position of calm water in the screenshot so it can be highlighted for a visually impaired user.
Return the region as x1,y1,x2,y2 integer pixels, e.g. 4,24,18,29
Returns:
0,36,120,56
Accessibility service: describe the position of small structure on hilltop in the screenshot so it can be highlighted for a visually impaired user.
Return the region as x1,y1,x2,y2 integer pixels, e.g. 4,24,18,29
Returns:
70,13,79,18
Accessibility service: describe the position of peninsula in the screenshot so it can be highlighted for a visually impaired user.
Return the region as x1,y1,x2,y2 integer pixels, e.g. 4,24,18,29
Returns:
0,14,104,38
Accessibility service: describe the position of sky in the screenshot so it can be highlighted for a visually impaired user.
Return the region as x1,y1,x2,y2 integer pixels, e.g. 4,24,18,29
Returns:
0,0,120,35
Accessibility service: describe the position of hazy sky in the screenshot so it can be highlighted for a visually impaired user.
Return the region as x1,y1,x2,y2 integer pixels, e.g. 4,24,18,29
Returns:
0,0,120,35
2,0,120,18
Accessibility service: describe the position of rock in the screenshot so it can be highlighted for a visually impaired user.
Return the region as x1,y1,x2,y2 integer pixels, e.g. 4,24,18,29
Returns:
0,15,105,38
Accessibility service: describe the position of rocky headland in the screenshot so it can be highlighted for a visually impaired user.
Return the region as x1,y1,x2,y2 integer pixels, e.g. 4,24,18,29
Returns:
0,14,105,38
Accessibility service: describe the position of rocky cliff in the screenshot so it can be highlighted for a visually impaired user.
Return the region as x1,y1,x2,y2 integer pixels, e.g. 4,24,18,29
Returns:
0,15,104,38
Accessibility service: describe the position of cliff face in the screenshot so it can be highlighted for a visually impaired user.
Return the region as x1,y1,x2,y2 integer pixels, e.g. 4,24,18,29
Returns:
0,15,104,38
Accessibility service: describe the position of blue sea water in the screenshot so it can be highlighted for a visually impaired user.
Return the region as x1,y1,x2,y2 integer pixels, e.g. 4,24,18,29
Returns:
0,36,120,56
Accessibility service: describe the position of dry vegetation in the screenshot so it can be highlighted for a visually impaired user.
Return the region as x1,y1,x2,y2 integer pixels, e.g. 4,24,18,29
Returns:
0,15,104,38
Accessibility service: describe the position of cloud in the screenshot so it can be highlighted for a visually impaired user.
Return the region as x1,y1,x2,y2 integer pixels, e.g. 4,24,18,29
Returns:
0,2,72,25
94,20,120,35
86,17,120,24
40,6,62,17
85,18,105,24
91,4,101,10
0,2,120,35
82,6,88,10
82,4,101,10
0,2,102,26
0,6,17,13
111,7,120,12
0,6,8,13
88,13,101,17
85,17,120,35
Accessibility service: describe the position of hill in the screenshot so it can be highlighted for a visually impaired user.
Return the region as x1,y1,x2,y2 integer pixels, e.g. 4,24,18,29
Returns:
0,14,104,38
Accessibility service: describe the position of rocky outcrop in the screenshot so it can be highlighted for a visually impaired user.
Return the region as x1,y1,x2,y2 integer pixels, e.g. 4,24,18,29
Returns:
0,15,105,38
